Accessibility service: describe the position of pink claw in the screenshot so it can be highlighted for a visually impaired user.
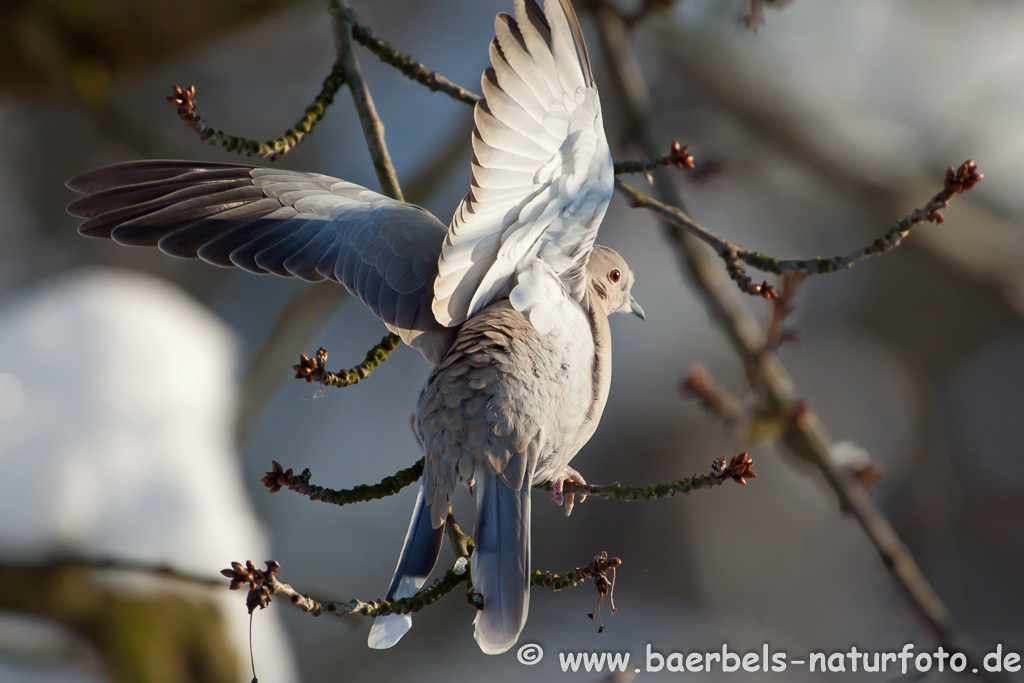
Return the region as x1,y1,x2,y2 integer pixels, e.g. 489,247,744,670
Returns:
552,465,587,516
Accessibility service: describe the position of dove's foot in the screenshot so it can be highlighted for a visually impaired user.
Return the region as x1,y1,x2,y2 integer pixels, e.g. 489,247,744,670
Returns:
552,465,587,516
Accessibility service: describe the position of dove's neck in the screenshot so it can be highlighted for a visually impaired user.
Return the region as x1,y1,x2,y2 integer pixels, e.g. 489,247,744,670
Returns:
581,285,613,432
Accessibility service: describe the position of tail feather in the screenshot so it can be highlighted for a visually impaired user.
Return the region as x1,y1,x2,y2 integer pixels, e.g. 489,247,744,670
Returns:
471,471,532,654
368,485,445,649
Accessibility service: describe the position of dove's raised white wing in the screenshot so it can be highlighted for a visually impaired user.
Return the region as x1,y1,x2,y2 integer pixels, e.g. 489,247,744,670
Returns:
67,160,455,364
431,0,614,329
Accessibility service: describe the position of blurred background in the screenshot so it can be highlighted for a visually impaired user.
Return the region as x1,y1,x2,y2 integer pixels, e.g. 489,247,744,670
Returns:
0,0,1022,680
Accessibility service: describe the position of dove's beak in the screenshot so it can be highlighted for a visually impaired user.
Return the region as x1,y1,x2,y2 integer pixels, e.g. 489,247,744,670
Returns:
629,295,646,321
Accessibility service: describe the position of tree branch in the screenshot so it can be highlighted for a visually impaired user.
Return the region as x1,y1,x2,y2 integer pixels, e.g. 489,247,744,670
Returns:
166,64,346,160
613,140,694,175
291,335,401,389
223,559,469,618
532,553,621,591
326,0,403,201
262,452,754,509
348,14,482,106
617,160,982,285
537,452,756,500
223,544,622,621
261,457,424,505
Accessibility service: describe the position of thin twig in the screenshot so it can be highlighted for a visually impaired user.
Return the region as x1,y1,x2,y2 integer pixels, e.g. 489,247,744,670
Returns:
613,140,694,175
763,273,804,354
537,452,756,500
532,553,621,591
617,159,981,284
261,458,424,505
224,532,617,620
166,64,346,160
263,453,753,508
349,15,482,106
224,559,470,618
681,364,744,425
326,0,404,201
292,334,402,389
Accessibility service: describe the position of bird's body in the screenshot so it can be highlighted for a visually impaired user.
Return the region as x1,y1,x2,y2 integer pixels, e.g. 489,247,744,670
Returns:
420,291,597,516
372,245,635,653
66,0,641,655
422,297,596,651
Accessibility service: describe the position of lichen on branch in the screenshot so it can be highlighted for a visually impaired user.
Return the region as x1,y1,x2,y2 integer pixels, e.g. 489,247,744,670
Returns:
291,334,401,389
347,11,482,106
261,458,424,506
166,65,346,160
538,453,756,501
222,547,623,623
616,160,982,296
263,452,755,510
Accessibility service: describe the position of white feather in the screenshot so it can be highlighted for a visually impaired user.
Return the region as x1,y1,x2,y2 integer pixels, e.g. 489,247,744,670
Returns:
432,0,614,332
508,261,575,335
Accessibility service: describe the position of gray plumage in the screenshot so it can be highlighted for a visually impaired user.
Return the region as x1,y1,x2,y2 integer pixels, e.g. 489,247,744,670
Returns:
66,0,640,656
67,161,456,364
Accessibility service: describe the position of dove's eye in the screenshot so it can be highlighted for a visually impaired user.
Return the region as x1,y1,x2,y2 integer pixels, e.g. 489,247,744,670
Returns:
608,269,622,284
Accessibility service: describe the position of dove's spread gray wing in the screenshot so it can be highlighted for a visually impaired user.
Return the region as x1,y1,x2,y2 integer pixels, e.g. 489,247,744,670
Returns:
67,160,455,364
431,0,614,329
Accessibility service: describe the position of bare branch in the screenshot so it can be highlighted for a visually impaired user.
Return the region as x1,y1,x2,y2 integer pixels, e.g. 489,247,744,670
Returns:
532,552,621,591
292,335,401,389
261,458,424,505
262,452,752,508
616,159,982,288
348,13,482,106
613,140,694,175
537,453,756,500
166,68,346,160
763,273,804,354
224,538,621,622
326,0,403,201
223,559,469,618
681,364,744,425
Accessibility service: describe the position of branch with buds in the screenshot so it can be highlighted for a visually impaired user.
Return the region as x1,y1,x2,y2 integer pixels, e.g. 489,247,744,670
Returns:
615,159,982,297
537,453,756,500
261,458,424,505
264,452,755,510
223,513,622,625
347,9,482,106
614,141,695,175
166,66,346,160
291,334,401,389
681,364,744,425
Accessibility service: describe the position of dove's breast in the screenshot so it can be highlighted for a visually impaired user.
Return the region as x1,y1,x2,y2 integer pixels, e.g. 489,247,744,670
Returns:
415,296,601,514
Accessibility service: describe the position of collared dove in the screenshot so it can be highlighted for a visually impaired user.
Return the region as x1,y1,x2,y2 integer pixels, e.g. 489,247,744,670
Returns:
66,0,642,655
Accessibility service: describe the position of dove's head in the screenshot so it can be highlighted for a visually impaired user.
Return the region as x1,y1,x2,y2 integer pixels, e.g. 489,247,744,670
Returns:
586,245,645,320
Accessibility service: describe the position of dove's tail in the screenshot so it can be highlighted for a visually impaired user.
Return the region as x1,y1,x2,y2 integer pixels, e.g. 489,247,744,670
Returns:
472,471,532,654
367,484,445,649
